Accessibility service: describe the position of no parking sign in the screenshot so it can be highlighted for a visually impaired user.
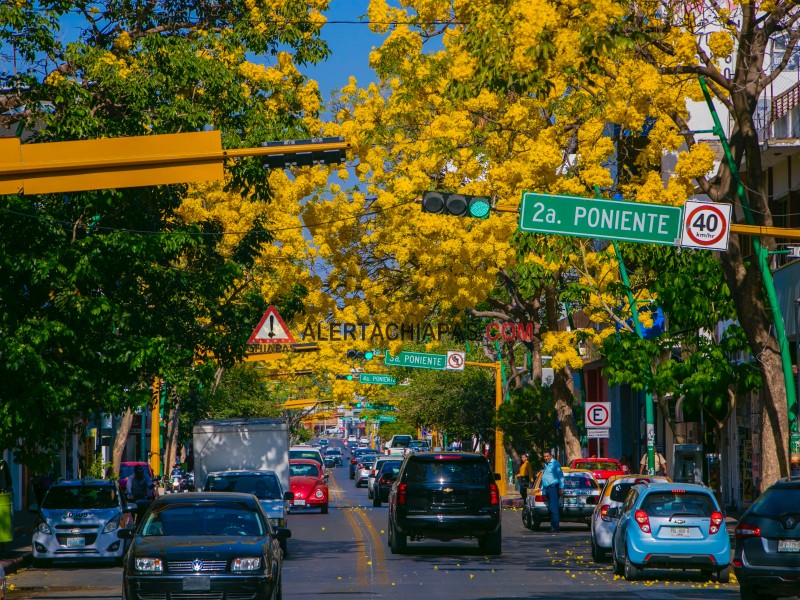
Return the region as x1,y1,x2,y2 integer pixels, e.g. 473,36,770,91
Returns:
585,402,611,429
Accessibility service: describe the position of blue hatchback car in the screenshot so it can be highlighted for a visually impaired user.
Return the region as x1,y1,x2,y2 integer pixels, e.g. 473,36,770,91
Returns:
609,481,730,582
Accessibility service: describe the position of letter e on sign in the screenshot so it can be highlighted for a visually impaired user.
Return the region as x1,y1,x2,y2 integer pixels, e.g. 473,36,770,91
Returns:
680,201,732,252
585,402,611,429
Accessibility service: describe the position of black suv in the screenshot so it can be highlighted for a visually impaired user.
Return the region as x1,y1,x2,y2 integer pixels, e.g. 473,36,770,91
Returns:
386,452,501,555
734,476,800,600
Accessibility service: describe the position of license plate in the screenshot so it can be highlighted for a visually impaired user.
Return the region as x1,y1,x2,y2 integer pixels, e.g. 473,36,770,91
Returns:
671,527,690,537
565,497,577,505
66,537,85,547
183,576,210,591
778,540,800,552
294,499,306,506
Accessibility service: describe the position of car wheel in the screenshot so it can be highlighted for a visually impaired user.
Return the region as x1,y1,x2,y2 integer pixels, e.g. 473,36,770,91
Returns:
280,538,288,557
355,481,361,488
390,522,407,554
479,528,502,555
373,494,382,507
521,508,531,530
591,536,604,563
273,574,283,600
612,546,624,576
717,566,730,584
531,517,541,531
624,554,640,581
321,504,329,514
368,487,373,499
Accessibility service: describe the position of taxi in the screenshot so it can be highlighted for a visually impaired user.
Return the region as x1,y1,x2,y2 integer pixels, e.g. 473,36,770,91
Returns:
522,468,600,531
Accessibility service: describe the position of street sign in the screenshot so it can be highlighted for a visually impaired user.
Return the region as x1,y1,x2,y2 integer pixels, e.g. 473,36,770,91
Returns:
384,351,447,370
377,415,397,423
359,373,397,386
519,192,683,246
587,428,610,439
680,200,732,251
585,402,611,429
446,351,466,371
248,306,296,344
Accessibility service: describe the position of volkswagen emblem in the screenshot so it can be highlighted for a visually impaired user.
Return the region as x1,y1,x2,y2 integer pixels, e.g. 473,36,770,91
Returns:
783,517,797,529
191,559,204,572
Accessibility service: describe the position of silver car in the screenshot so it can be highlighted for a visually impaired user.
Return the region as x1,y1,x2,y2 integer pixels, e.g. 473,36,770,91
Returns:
368,456,397,500
32,478,135,566
355,454,378,488
203,470,293,554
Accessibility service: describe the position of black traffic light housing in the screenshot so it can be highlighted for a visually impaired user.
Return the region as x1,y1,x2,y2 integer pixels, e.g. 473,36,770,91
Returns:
262,136,347,170
346,350,374,360
421,191,491,219
335,374,354,381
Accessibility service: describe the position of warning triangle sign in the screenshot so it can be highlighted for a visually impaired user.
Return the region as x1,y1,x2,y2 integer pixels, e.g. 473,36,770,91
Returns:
248,306,296,344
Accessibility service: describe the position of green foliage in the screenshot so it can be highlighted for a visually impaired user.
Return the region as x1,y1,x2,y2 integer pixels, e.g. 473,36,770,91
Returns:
497,382,558,459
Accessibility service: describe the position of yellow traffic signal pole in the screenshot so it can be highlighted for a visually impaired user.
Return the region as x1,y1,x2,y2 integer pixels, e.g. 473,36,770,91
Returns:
149,377,161,478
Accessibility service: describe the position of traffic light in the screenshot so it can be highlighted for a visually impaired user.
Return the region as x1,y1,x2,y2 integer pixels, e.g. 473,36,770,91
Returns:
346,350,374,360
261,136,347,169
421,191,491,219
335,374,354,381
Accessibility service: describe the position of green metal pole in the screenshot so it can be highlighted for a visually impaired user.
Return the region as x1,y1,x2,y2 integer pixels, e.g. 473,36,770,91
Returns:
699,77,798,433
593,186,656,474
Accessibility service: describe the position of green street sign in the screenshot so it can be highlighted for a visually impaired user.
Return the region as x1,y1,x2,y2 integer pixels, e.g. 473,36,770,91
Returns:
359,373,397,386
519,192,683,246
384,351,447,370
377,415,396,423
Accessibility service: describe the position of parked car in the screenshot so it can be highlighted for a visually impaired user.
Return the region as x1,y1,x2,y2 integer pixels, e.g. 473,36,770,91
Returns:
569,458,625,489
350,448,379,479
323,447,344,468
289,459,329,514
368,456,397,500
33,477,136,566
733,476,800,599
387,451,502,555
522,468,600,531
589,474,671,562
355,454,379,488
203,470,293,554
290,446,326,476
118,492,289,599
373,459,404,507
609,481,730,582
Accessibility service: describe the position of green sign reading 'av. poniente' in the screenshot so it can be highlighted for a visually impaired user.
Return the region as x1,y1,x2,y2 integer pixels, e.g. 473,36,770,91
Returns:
519,192,683,246
359,373,397,386
384,351,446,370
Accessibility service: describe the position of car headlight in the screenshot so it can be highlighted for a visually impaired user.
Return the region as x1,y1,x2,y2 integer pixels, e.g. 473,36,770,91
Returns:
232,557,261,571
103,515,121,534
36,521,52,534
269,518,285,528
315,489,325,499
135,558,163,573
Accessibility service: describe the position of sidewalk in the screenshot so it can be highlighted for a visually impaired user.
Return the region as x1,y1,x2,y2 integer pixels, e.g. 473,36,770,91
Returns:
0,510,35,575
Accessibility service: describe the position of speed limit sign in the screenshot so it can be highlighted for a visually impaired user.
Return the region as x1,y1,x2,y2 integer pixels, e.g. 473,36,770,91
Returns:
680,200,733,251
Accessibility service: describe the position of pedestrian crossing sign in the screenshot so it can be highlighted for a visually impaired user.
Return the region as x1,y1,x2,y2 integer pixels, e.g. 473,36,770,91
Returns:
248,306,296,344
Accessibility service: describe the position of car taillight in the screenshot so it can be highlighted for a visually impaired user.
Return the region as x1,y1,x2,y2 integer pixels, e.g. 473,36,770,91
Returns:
535,495,546,503
370,470,376,476
709,511,724,535
489,482,499,505
351,457,357,464
397,482,406,505
735,523,761,540
634,509,651,534
357,464,364,470
378,476,389,485
600,504,611,521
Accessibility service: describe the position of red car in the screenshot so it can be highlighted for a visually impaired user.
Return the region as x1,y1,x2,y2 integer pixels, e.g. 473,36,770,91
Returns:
569,458,624,489
289,459,329,514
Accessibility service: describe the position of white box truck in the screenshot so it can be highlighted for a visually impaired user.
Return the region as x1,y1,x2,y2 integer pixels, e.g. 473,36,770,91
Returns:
193,418,290,494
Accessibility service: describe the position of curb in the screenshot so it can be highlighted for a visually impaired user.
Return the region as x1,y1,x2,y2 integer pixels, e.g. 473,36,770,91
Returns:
0,552,31,576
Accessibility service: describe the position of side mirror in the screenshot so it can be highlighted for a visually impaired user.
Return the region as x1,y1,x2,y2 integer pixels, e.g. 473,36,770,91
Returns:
274,527,292,540
117,528,136,540
283,491,294,502
606,507,620,519
494,473,501,481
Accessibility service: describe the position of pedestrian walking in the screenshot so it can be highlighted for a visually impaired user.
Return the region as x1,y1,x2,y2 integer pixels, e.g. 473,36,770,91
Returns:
515,453,533,503
639,448,668,476
541,450,564,532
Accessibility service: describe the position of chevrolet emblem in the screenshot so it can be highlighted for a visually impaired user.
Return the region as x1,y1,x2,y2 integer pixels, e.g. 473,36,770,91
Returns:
443,488,453,493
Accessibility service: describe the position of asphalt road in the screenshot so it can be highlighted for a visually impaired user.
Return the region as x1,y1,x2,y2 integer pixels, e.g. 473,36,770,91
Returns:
7,440,742,599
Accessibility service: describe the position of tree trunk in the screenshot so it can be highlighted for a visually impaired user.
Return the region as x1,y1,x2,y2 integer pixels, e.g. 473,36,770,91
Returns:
112,409,134,477
552,369,582,463
164,405,180,472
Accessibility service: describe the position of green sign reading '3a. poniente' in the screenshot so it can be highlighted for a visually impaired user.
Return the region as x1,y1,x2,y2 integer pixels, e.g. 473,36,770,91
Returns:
519,192,683,246
358,373,397,385
384,351,447,370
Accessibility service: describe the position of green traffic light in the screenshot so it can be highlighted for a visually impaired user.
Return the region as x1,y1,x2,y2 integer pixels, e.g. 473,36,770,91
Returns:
468,197,491,218
347,374,353,381
364,351,374,360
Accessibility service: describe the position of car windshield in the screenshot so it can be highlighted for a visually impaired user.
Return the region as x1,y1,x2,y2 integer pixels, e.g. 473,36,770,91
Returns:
379,462,403,476
575,461,619,471
750,487,800,517
564,475,598,489
290,450,322,462
290,463,321,478
43,486,119,510
141,503,265,537
404,459,491,485
409,441,427,448
325,448,341,455
359,456,377,467
204,473,282,500
640,491,716,517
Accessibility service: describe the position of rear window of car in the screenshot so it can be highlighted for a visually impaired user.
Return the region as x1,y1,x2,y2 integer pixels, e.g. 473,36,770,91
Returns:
325,448,342,455
119,464,149,479
379,461,403,476
290,450,322,462
404,457,492,485
290,463,321,478
564,475,598,489
750,486,800,517
640,491,716,517
204,473,282,500
609,482,636,502
359,456,377,466
43,486,119,510
574,461,620,471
